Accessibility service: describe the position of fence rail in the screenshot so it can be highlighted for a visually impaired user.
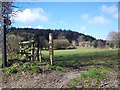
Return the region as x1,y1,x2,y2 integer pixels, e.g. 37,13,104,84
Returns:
19,40,34,44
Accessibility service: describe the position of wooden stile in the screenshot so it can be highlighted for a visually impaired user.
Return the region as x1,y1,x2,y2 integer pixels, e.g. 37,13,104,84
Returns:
19,40,35,61
18,33,54,64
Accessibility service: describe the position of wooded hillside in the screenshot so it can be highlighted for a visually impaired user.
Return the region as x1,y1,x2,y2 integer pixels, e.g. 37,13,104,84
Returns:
9,27,96,43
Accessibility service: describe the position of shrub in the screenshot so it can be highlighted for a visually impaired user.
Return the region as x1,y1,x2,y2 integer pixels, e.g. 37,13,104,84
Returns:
92,40,98,48
55,66,65,71
72,40,78,46
35,61,46,65
43,39,49,49
66,45,76,49
107,31,120,48
67,78,78,88
78,35,86,42
46,64,53,70
53,39,70,49
79,41,86,47
30,66,42,73
24,62,35,66
84,41,92,47
97,40,105,48
67,82,75,88
19,62,34,71
5,67,17,73
19,63,42,73
6,34,23,56
80,69,106,80
19,65,30,71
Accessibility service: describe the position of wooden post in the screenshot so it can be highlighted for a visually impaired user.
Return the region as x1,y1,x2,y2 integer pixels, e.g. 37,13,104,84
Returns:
49,33,53,65
23,44,26,57
19,43,22,55
31,41,34,61
39,48,42,63
36,42,40,61
21,44,23,56
2,17,7,67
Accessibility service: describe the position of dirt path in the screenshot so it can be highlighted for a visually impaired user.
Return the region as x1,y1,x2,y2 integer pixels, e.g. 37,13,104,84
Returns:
2,69,85,88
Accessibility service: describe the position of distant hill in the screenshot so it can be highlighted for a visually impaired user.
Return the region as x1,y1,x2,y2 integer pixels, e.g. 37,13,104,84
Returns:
9,27,97,43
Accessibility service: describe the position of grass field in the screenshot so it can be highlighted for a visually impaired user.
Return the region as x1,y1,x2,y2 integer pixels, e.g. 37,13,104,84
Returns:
42,48,118,71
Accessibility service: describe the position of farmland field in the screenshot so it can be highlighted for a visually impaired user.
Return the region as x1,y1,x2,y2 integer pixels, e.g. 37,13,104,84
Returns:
2,48,119,88
42,48,118,70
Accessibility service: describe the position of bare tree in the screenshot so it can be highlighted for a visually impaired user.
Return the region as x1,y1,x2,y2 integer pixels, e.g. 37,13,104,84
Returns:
0,1,18,67
107,31,120,48
0,1,19,29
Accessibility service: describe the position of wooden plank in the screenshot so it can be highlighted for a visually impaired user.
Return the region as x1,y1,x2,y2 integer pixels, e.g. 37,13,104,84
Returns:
20,47,34,51
19,52,31,54
19,40,34,44
28,54,33,56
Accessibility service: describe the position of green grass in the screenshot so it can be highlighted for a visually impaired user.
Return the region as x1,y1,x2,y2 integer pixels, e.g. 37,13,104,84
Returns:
29,66,42,73
3,62,43,74
6,48,118,72
80,68,106,80
45,64,65,71
4,67,17,74
19,62,42,73
55,66,65,72
45,64,53,70
67,78,79,88
67,68,106,88
42,48,118,70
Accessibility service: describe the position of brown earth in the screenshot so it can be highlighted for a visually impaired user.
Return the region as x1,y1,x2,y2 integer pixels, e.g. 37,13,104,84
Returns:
1,67,119,88
2,69,84,88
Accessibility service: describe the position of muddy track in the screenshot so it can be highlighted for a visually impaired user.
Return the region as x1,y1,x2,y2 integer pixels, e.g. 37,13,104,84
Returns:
1,68,119,88
2,69,85,88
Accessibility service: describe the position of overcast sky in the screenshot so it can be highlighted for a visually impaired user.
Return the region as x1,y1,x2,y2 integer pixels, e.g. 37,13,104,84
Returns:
11,2,118,40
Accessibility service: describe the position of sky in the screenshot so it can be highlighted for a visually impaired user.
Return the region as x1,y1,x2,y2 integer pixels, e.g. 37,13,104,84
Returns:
11,2,118,40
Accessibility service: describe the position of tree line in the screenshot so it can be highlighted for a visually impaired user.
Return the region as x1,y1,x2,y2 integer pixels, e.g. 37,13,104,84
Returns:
7,27,119,51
